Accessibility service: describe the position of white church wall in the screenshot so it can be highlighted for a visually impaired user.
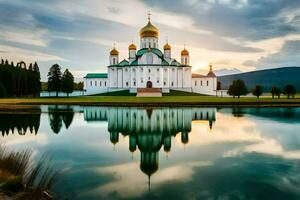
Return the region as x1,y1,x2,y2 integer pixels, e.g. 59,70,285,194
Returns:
84,78,109,95
138,52,161,65
123,67,131,88
192,77,217,95
108,67,117,88
117,68,123,88
131,67,137,88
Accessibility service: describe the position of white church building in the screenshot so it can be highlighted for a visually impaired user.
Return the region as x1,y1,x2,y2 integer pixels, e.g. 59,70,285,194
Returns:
84,14,217,96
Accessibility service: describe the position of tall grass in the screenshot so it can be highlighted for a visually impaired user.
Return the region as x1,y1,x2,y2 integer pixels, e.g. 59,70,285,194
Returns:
0,144,59,199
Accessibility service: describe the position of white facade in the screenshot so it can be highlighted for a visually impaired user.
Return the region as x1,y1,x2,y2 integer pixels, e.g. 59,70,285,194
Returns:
84,17,217,96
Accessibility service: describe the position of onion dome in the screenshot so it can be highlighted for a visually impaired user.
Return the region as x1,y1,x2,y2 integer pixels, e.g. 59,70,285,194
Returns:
163,43,171,50
207,64,217,77
140,20,159,38
110,48,119,56
181,48,189,56
129,43,137,50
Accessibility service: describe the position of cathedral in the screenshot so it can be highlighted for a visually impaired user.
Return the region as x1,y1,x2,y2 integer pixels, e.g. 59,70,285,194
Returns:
84,14,217,96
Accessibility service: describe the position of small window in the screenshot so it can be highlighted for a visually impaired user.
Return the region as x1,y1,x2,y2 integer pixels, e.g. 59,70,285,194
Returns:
134,81,136,86
141,79,143,83
201,81,203,86
148,69,151,73
157,79,159,83
105,82,106,86
126,82,128,87
95,81,97,86
164,82,166,85
148,77,150,80
171,82,174,86
157,68,159,72
125,68,128,72
100,81,102,87
207,81,209,86
133,68,136,72
195,81,197,86
90,81,92,86
172,68,175,72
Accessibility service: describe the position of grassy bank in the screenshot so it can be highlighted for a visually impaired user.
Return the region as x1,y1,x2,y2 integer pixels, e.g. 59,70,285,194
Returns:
0,95,300,107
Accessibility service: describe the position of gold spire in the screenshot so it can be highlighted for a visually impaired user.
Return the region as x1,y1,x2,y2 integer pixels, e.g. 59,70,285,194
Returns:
181,44,189,56
110,43,119,55
140,12,159,38
129,41,137,50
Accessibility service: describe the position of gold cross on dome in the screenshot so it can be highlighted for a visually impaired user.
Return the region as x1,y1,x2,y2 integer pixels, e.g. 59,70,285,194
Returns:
148,10,151,21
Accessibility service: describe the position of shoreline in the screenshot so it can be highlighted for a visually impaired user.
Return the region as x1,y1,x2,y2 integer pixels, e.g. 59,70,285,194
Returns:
0,96,300,108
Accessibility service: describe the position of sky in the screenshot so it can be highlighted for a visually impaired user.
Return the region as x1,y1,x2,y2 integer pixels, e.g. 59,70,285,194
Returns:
0,0,300,81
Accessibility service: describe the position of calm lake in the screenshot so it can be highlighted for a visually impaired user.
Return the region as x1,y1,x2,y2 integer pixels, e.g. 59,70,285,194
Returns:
1,106,300,200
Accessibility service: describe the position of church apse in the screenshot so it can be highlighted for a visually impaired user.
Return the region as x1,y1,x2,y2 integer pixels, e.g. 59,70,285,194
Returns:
83,107,216,184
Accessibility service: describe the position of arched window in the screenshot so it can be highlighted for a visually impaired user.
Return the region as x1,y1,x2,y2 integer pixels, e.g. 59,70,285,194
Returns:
90,81,92,86
195,81,197,86
113,57,116,64
207,81,209,86
100,81,102,87
146,53,153,64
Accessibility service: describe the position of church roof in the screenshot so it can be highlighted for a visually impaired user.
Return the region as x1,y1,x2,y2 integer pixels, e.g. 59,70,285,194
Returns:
192,73,206,78
84,73,108,78
170,60,181,66
119,59,129,66
136,48,163,58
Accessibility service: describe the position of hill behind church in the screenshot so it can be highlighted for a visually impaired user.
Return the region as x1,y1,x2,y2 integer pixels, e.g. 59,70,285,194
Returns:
218,67,300,92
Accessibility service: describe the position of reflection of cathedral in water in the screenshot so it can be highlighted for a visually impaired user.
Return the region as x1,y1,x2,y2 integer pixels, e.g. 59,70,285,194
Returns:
84,107,216,183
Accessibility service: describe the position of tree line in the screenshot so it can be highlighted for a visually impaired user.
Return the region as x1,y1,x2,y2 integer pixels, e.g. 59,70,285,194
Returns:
0,59,41,98
224,79,297,98
47,64,74,97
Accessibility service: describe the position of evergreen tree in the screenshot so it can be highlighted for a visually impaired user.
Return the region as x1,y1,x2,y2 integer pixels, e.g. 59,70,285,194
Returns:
252,85,263,98
283,84,296,98
33,62,41,96
227,79,248,98
0,82,6,98
47,64,62,97
61,69,74,97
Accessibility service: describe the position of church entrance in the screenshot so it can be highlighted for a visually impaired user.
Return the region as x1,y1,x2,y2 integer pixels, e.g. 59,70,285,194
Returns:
146,81,153,88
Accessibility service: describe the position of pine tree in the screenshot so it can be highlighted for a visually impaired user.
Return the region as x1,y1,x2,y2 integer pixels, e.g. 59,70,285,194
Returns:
33,62,41,96
47,64,62,97
61,69,74,97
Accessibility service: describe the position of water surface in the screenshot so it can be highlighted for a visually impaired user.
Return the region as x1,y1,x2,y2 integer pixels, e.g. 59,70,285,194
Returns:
1,106,300,200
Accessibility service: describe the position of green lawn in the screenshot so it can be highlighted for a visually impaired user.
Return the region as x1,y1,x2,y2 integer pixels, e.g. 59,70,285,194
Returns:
0,95,300,107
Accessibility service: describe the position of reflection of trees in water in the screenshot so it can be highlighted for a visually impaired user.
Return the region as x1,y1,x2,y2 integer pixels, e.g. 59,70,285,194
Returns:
48,106,75,134
230,107,300,123
0,109,41,136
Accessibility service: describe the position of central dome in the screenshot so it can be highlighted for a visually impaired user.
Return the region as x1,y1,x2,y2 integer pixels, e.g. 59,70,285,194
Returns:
140,21,159,38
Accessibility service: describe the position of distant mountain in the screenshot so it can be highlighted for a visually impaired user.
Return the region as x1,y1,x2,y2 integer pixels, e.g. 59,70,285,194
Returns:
214,68,242,76
218,67,300,92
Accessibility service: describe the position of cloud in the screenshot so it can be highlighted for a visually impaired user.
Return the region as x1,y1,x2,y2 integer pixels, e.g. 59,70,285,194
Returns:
1,0,300,80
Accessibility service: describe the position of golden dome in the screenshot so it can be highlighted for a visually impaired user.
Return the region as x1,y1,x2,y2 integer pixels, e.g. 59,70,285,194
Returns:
110,48,119,56
140,21,159,38
129,43,137,50
181,48,189,56
164,43,171,50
